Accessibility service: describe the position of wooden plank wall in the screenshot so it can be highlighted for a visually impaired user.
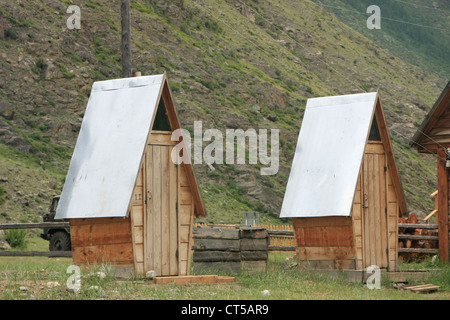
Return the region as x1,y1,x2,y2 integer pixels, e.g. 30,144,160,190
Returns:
70,217,133,266
179,163,195,276
130,163,145,275
386,157,400,271
352,166,363,269
293,217,356,269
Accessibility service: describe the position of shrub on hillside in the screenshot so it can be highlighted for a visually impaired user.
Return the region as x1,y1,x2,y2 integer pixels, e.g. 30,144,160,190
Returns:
4,229,27,249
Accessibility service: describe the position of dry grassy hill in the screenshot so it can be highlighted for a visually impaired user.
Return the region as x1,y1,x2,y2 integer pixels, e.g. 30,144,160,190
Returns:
0,0,447,225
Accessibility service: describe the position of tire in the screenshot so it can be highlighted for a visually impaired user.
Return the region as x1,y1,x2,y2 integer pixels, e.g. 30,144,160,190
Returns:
49,231,71,251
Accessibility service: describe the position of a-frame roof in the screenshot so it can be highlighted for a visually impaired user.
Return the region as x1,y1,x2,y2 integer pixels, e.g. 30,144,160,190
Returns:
411,81,450,153
280,92,406,218
55,74,205,219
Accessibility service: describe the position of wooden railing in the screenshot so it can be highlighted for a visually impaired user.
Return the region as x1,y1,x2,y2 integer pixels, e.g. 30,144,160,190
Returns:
0,222,72,257
398,223,439,254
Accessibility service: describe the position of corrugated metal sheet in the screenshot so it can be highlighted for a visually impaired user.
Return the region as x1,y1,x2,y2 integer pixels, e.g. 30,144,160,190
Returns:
280,92,378,218
55,75,165,219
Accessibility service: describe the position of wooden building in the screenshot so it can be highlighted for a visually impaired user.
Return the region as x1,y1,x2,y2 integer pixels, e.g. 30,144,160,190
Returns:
411,81,450,262
280,92,407,271
55,74,206,277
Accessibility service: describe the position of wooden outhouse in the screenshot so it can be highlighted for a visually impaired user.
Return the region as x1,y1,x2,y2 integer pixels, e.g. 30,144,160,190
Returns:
411,81,450,262
280,92,406,271
55,74,206,277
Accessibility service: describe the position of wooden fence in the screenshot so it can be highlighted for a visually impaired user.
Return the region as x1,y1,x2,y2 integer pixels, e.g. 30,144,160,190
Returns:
194,223,296,253
0,222,72,257
398,223,439,256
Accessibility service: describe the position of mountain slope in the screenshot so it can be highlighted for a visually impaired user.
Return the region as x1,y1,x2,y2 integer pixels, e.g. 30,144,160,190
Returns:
311,0,450,80
0,0,446,225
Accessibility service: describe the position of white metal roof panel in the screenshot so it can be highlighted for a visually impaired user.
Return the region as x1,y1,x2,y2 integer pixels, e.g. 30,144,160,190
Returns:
280,92,378,218
55,74,164,219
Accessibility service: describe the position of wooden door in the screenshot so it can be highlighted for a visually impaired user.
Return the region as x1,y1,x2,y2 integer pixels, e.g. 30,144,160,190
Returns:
145,139,179,276
362,143,388,269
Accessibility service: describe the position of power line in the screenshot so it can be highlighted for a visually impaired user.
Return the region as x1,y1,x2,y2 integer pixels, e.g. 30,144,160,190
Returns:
391,0,450,13
317,2,450,32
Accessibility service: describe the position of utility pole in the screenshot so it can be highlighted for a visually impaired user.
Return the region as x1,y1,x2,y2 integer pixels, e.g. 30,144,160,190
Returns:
121,0,132,78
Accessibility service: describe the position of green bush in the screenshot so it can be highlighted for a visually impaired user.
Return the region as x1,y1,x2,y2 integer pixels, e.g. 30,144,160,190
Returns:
4,229,27,249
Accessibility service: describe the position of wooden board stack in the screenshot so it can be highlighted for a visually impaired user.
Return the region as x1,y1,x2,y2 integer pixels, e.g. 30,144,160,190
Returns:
192,227,269,275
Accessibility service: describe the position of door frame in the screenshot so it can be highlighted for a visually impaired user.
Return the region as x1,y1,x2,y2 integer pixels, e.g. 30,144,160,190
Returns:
361,142,389,269
144,132,179,276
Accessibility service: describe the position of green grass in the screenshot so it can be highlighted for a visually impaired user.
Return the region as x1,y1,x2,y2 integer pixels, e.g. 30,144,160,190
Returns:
0,249,449,300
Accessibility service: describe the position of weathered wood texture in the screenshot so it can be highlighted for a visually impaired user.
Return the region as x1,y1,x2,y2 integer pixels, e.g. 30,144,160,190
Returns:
130,161,145,276
0,222,70,230
292,133,401,271
134,132,195,277
120,0,132,77
398,213,440,261
293,217,356,270
0,251,72,257
192,227,269,274
414,86,450,153
70,217,133,266
439,147,450,262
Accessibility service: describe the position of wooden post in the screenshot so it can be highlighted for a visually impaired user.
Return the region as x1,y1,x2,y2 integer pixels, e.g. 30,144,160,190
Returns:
121,0,132,78
437,148,449,262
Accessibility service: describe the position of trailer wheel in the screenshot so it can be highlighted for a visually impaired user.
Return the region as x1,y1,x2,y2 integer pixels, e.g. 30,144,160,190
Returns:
49,231,71,251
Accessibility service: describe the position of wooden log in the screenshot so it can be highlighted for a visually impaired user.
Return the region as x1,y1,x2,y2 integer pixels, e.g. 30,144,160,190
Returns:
152,275,236,285
240,238,268,251
0,251,72,257
192,251,240,262
398,248,439,254
193,227,240,240
239,228,268,239
398,234,439,241
398,223,438,229
0,222,69,230
240,250,268,261
120,0,132,77
192,238,240,251
406,239,412,248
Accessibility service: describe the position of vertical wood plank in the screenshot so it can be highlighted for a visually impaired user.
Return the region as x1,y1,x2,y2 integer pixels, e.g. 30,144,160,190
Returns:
379,153,387,267
169,145,179,275
153,145,162,275
363,154,369,267
375,153,382,266
145,146,154,273
369,154,376,266
161,145,170,275
437,148,449,262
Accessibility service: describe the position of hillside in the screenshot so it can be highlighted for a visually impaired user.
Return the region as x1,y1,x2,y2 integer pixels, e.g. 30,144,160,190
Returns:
0,0,447,225
311,0,450,80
